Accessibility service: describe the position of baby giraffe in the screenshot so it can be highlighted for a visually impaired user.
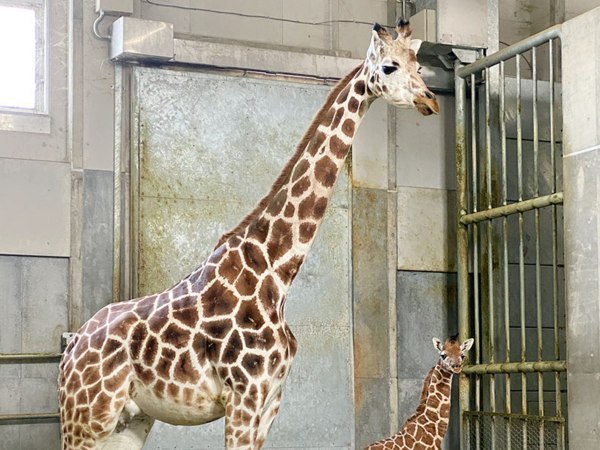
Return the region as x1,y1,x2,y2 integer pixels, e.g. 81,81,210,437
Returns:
365,335,474,450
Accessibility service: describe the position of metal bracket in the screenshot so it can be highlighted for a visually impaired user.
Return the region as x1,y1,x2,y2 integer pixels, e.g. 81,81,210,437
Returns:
451,48,480,65
61,332,76,351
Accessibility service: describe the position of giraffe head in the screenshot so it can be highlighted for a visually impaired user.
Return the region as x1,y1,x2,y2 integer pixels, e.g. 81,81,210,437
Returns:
366,19,439,116
432,335,474,374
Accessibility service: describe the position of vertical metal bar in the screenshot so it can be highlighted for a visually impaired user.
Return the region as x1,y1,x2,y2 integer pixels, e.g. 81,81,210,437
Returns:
485,66,497,450
515,53,528,450
531,45,545,450
500,59,512,450
470,73,481,450
548,37,564,450
455,63,470,450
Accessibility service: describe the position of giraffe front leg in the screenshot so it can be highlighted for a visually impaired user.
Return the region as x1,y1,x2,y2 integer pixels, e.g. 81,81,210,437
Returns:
255,390,283,449
223,386,283,450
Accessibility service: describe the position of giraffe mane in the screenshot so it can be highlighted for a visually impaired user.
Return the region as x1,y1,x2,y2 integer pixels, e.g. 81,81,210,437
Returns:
214,63,364,249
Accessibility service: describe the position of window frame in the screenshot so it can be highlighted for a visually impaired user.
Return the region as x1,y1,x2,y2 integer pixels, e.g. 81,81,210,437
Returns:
0,0,47,115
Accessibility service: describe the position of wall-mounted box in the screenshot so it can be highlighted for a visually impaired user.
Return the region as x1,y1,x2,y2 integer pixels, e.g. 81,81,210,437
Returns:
95,0,133,15
411,0,488,49
410,9,437,43
110,17,174,62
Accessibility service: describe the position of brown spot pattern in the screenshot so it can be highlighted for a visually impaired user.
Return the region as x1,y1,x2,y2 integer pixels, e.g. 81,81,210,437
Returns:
247,218,270,244
291,175,310,197
267,219,293,262
299,223,317,243
341,118,355,137
236,301,265,330
291,159,310,182
161,323,190,347
241,242,268,273
235,269,259,296
331,108,344,129
330,135,350,159
202,281,237,317
314,156,337,188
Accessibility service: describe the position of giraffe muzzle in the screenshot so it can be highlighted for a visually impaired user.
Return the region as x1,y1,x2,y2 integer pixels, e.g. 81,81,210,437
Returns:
414,91,440,116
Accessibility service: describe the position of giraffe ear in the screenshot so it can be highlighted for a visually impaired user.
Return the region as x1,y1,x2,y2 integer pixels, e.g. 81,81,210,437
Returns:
461,338,475,353
396,18,412,40
373,23,393,42
432,337,443,352
409,38,423,55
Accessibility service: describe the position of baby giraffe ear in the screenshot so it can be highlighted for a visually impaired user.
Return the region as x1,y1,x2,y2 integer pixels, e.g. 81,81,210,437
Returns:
461,338,475,353
432,337,444,352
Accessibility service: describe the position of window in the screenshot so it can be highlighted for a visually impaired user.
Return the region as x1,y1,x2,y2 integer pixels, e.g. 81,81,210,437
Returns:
0,0,46,113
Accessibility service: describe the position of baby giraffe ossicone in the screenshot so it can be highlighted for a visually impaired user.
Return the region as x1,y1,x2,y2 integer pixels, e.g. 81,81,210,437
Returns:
365,335,474,450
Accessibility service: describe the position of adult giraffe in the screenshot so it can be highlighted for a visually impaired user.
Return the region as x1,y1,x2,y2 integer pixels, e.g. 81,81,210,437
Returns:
58,19,439,449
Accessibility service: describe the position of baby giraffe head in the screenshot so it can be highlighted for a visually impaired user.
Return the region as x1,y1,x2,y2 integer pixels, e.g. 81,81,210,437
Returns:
432,335,474,374
365,19,439,116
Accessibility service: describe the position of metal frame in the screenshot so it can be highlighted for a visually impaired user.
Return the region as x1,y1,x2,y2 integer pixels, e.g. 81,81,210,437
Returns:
456,25,566,449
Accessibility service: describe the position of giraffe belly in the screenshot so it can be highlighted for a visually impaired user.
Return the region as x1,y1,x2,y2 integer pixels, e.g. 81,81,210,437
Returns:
130,381,225,426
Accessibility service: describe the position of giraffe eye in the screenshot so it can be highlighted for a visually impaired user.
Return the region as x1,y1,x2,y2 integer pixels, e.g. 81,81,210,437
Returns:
441,354,447,360
382,65,398,75
417,66,423,74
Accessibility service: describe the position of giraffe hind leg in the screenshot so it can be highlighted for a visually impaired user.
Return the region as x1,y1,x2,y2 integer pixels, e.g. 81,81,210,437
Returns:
97,400,155,450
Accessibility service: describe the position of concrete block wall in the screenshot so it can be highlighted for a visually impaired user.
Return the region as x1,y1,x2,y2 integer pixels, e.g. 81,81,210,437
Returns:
561,6,600,448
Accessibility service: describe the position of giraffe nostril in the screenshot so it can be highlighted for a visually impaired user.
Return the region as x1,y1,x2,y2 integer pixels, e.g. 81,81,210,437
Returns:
424,90,435,100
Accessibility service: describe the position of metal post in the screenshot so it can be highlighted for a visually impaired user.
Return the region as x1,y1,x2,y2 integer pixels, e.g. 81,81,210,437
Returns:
455,60,470,450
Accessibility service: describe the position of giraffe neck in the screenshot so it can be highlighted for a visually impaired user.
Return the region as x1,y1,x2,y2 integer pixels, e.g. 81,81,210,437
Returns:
235,63,374,290
414,364,453,428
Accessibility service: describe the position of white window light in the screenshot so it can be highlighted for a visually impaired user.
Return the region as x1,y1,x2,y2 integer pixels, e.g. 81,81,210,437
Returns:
0,0,46,114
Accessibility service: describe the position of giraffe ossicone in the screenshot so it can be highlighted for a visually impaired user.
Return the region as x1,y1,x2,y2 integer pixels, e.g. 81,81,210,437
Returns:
58,19,439,450
365,336,474,450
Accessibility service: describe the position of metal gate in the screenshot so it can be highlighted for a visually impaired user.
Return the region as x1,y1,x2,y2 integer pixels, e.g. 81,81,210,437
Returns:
455,26,567,449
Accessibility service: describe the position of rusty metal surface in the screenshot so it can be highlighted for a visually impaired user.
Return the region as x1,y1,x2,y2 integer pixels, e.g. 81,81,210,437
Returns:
131,66,353,448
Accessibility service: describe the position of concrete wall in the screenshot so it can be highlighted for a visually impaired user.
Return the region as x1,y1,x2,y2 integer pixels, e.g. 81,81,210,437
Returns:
562,6,600,448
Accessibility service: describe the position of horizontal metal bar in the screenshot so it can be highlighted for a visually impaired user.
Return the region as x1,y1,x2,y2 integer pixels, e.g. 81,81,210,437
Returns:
464,410,565,423
0,353,62,362
460,192,563,225
0,412,60,423
457,25,562,78
463,360,567,374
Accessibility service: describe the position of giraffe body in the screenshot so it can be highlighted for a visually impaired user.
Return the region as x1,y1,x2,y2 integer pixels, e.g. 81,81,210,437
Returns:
59,19,439,450
365,336,474,450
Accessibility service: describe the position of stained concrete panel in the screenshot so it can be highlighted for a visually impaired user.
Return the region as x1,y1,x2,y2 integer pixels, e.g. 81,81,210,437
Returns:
397,187,457,272
135,67,354,449
82,169,114,321
352,188,390,379
352,99,390,190
0,159,71,257
564,148,600,375
396,95,456,191
396,271,458,379
355,377,390,449
562,8,600,154
396,271,460,450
